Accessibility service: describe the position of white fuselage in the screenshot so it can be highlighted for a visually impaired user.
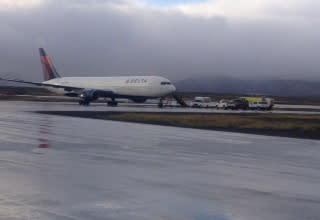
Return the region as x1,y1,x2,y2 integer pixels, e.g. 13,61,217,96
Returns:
44,75,176,98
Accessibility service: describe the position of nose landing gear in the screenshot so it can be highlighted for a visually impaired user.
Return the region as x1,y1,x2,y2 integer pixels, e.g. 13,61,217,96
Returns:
107,98,118,107
158,98,164,108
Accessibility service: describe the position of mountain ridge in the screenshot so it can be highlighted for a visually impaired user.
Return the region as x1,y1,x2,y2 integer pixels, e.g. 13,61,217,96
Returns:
174,76,320,97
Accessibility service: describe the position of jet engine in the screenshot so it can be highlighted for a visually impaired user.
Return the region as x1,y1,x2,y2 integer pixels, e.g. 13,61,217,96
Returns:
79,90,99,102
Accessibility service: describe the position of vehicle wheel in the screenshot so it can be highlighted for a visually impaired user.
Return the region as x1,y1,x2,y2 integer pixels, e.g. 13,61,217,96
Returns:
108,101,118,107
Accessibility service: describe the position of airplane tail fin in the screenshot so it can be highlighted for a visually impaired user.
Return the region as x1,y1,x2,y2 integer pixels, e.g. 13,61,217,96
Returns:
39,48,61,81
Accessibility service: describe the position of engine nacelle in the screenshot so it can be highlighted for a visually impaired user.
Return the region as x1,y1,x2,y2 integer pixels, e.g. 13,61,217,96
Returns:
64,93,79,97
80,90,99,101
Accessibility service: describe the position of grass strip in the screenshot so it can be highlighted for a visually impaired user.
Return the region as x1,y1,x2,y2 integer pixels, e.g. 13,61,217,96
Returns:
37,111,320,139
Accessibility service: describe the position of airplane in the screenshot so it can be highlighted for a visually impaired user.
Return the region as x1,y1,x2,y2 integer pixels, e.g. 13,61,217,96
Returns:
0,48,183,107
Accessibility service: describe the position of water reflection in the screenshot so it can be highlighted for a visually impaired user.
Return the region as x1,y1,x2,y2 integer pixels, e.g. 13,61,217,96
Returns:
38,116,51,149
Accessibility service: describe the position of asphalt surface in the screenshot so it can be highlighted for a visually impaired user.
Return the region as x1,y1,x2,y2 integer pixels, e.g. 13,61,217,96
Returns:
1,101,320,220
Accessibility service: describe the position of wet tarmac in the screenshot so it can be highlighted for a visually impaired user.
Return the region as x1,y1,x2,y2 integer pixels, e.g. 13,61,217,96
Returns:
1,101,320,220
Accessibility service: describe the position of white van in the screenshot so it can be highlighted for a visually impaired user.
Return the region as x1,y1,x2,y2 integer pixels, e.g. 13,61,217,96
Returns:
191,97,215,108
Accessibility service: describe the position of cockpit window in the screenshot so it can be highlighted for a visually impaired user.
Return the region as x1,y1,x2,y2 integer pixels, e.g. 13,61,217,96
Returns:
161,82,171,85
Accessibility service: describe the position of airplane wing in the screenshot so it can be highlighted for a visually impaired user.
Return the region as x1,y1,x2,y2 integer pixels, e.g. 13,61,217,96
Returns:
0,77,114,97
0,77,82,91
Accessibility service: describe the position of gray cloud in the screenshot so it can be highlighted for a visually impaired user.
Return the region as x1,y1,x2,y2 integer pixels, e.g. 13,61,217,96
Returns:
0,0,320,82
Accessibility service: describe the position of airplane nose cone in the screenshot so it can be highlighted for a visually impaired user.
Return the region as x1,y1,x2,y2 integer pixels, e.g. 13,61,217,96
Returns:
171,85,176,93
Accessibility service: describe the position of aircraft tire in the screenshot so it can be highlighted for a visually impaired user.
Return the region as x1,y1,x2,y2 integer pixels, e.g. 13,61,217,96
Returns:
107,101,118,107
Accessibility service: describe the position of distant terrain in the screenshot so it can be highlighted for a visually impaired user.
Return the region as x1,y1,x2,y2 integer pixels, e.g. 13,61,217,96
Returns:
2,77,320,97
0,86,52,96
1,78,320,105
175,76,320,97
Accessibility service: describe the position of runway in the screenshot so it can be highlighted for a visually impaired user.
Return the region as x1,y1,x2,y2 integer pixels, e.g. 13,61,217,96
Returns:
7,99,320,114
1,101,320,220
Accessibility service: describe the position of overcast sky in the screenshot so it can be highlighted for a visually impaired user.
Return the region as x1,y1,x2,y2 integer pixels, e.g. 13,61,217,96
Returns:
1,0,320,81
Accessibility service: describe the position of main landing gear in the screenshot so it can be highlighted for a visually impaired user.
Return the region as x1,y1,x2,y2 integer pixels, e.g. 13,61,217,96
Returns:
107,98,118,107
79,99,90,106
78,98,118,107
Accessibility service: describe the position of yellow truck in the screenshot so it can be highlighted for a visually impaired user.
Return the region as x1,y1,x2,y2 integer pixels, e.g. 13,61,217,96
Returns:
241,97,274,110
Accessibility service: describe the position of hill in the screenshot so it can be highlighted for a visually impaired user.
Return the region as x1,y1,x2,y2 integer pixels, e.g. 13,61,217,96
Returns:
175,76,320,97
